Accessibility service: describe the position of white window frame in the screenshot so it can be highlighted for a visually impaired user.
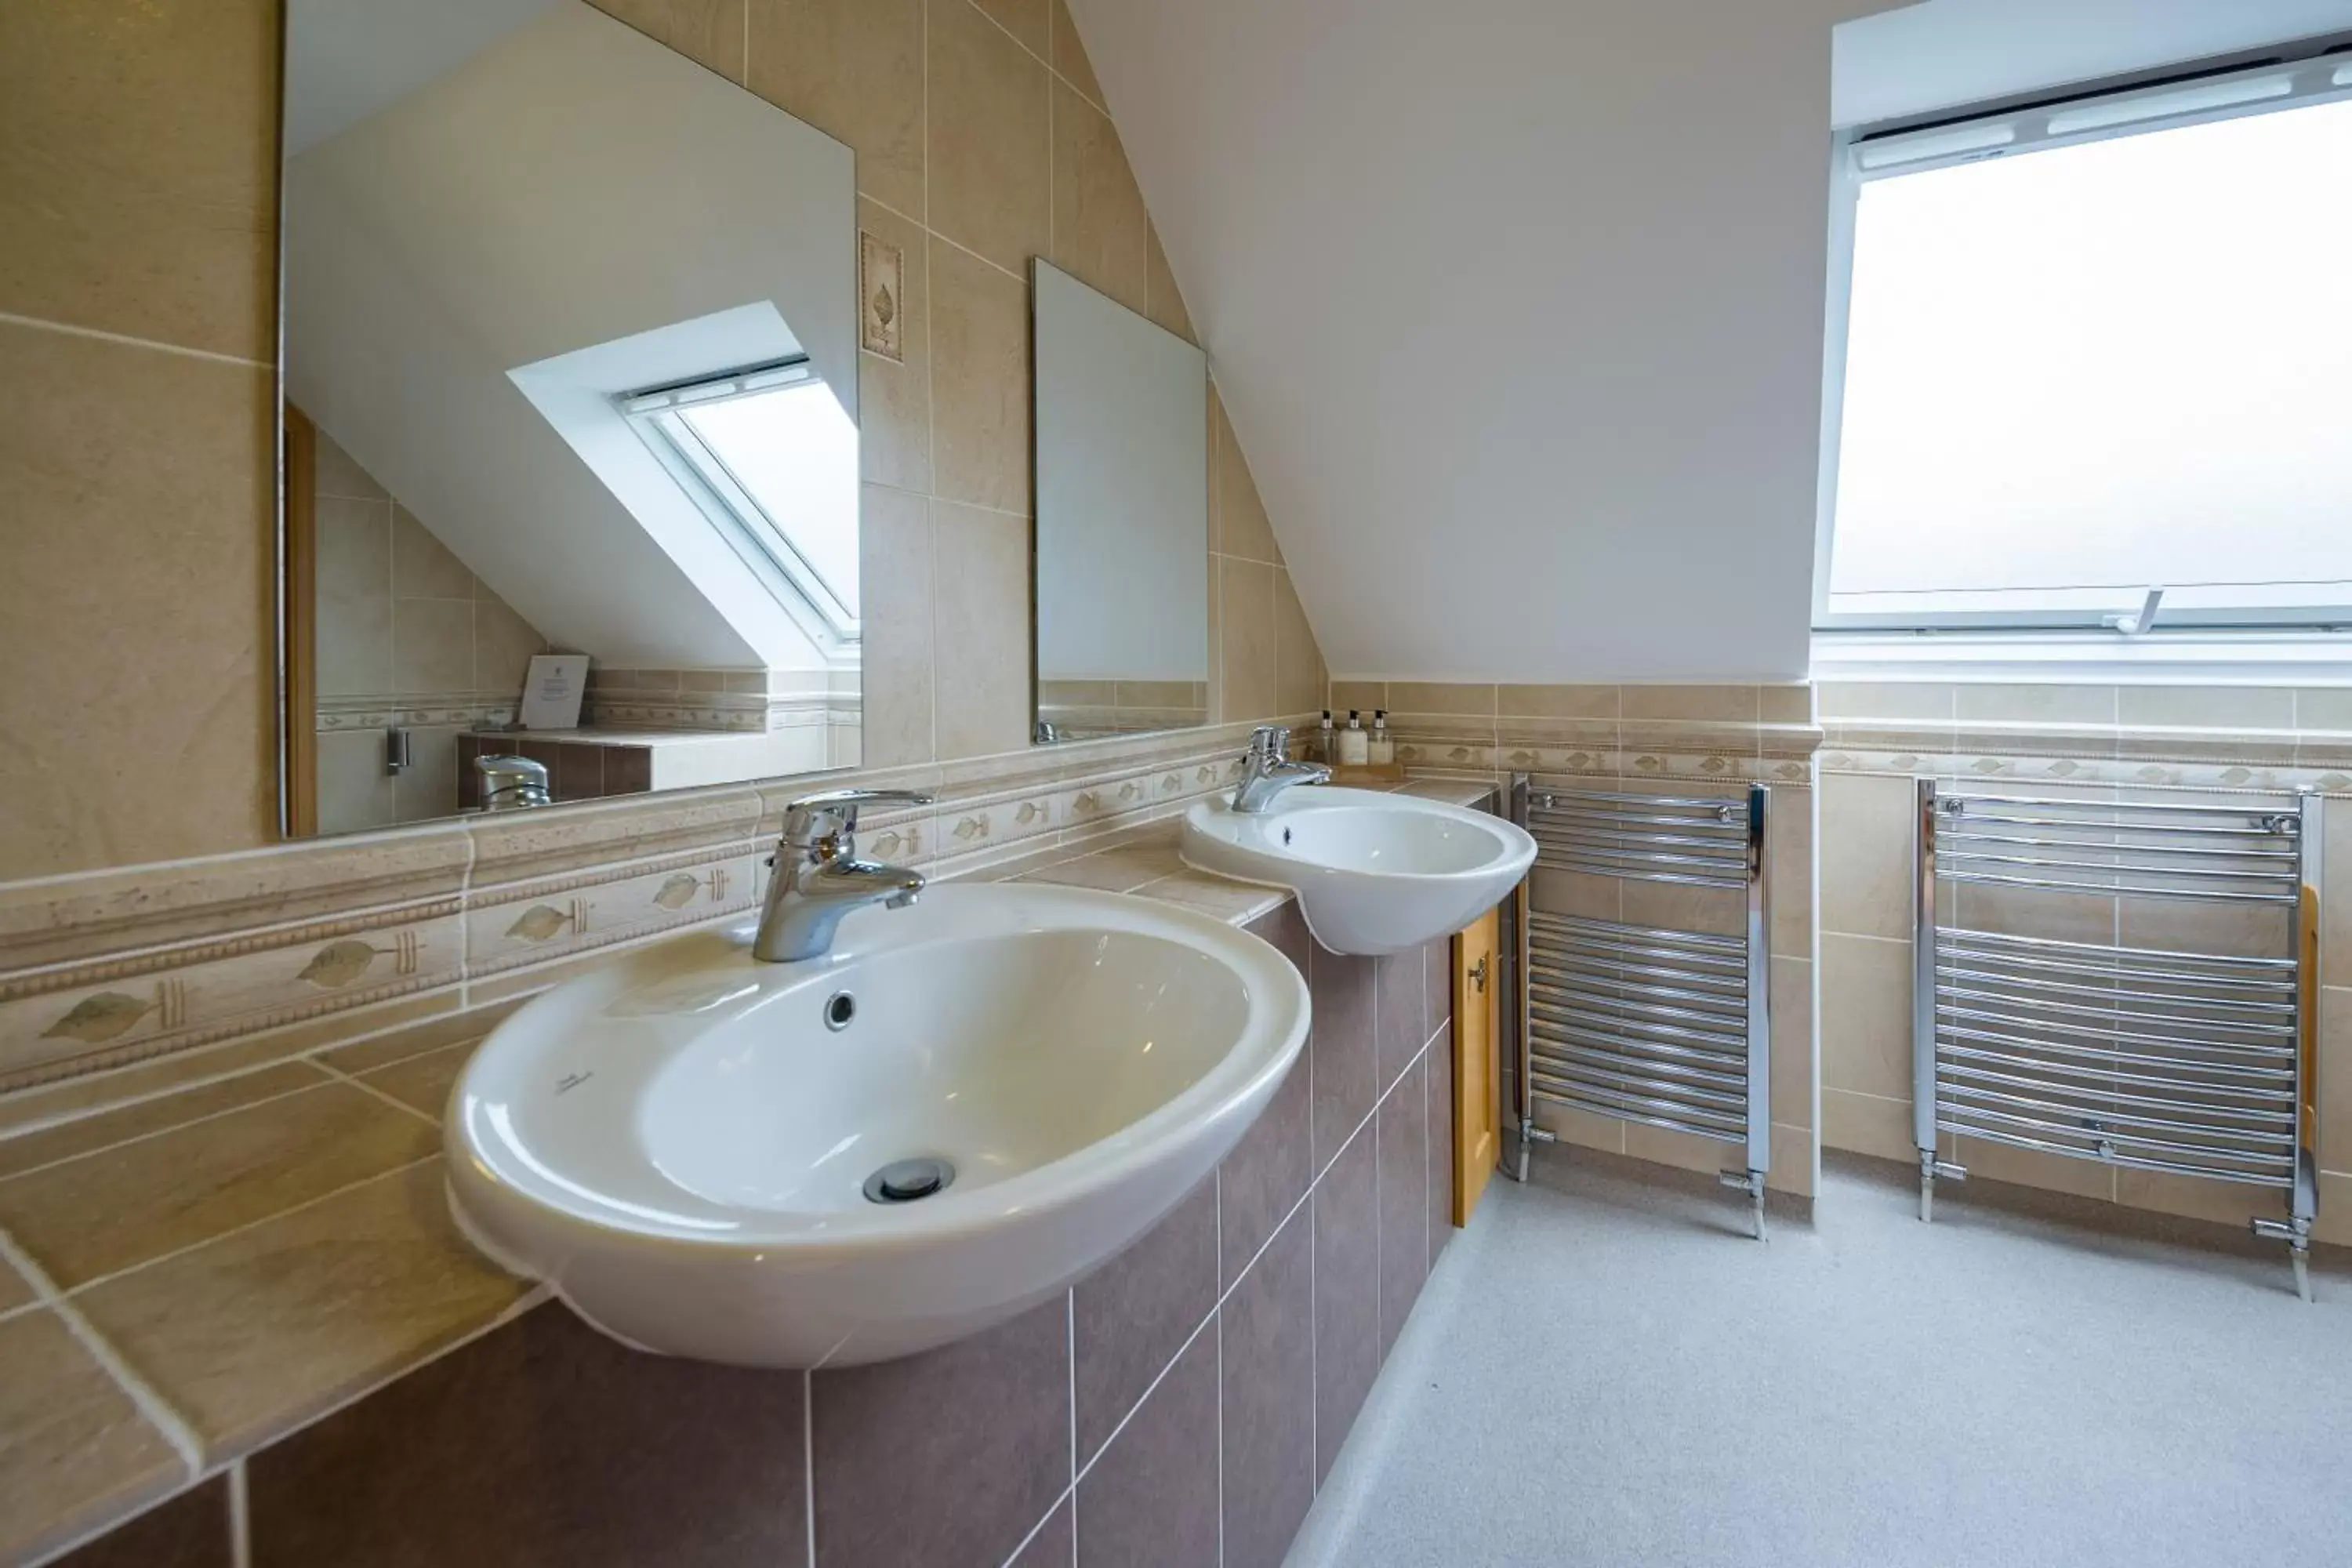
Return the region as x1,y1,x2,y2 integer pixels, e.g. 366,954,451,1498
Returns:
1814,40,2352,646
621,357,862,650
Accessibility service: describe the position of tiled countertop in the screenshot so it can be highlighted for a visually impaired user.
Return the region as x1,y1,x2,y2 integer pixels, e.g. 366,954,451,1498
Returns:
0,777,1495,1564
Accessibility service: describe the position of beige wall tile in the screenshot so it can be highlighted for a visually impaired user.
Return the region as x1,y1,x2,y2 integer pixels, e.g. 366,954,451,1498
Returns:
1330,681,1385,716
1955,683,2118,725
1767,784,1813,958
746,0,924,216
1820,1087,1913,1161
393,724,463,825
391,597,476,698
2328,804,2352,996
590,0,748,81
1049,81,1149,314
1213,394,1281,565
2113,1166,2270,1230
930,238,1032,514
926,0,1051,274
474,596,546,698
317,593,391,700
2293,687,2352,734
0,1310,187,1564
0,1083,437,1289
2117,684,2296,731
1621,685,1758,724
0,0,276,361
1498,684,1619,719
391,506,474,601
1955,883,2116,947
1620,879,1744,940
2116,895,2290,963
316,497,390,601
1388,683,1495,717
75,1159,528,1461
1769,954,1813,1131
1951,1134,2114,1201
932,502,1032,760
1530,1100,1622,1155
0,322,274,878
1144,222,1194,343
1050,0,1105,105
975,0,1050,53
1817,771,1918,942
856,199,931,493
313,432,387,501
1272,570,1327,720
860,485,936,767
1218,559,1276,724
1757,684,1813,724
1528,866,1620,924
1816,681,1954,721
1819,933,1911,1102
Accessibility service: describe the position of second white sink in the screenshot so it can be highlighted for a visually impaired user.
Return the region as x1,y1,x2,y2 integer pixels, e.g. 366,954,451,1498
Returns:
1179,786,1534,954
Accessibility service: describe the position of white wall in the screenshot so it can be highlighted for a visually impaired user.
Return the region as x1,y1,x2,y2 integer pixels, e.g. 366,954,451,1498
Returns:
1033,262,1210,683
287,3,858,672
1073,0,1898,684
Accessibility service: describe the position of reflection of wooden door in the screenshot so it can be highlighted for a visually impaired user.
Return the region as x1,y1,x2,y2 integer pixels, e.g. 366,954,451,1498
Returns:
283,405,318,838
1453,903,1501,1226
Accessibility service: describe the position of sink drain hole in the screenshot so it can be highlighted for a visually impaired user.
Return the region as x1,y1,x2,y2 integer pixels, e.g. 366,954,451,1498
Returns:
824,991,856,1031
864,1157,955,1204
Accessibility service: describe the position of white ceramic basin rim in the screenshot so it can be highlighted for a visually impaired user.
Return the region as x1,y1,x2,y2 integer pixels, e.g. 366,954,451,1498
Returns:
445,884,1309,1367
1178,786,1534,955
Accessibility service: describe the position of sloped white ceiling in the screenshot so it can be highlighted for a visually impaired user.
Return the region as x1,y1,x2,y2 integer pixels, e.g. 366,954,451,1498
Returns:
1073,0,1897,683
1075,0,2352,682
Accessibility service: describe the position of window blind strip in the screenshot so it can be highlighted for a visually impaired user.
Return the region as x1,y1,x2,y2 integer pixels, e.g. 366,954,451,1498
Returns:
1851,59,2347,178
620,358,813,414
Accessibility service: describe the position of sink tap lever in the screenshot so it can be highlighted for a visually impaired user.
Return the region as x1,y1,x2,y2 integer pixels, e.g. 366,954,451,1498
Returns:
1232,724,1332,814
755,788,936,963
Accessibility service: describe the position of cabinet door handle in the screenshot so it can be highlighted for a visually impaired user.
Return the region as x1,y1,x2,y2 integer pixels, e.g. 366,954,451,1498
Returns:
1468,954,1489,994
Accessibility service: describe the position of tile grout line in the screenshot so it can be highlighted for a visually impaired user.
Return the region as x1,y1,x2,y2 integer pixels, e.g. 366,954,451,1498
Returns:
995,1481,1075,1568
0,1224,205,1476
1073,1288,1221,1492
0,1070,341,1184
61,1153,447,1298
1214,1170,1227,1568
0,309,272,370
310,1060,443,1128
230,1459,252,1568
803,1369,817,1568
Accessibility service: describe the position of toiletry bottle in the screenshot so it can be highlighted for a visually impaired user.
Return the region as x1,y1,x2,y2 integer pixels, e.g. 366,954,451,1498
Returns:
1316,709,1335,764
1338,710,1370,766
1368,710,1394,766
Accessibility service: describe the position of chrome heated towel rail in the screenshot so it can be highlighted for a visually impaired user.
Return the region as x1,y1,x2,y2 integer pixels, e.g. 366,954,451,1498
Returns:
1914,782,2323,1298
1510,780,1773,1238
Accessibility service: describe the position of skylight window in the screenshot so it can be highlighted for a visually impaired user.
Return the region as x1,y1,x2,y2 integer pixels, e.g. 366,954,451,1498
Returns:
625,360,861,641
1819,71,2352,633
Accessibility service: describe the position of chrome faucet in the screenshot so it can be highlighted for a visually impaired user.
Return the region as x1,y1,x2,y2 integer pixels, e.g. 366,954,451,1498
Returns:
1231,725,1331,814
753,788,935,963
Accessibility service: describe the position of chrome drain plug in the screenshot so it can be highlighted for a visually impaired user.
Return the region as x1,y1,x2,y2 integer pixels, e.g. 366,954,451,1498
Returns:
863,1157,956,1204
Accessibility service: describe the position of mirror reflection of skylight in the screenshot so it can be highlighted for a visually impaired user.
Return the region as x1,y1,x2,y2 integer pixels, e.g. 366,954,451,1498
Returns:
677,380,861,616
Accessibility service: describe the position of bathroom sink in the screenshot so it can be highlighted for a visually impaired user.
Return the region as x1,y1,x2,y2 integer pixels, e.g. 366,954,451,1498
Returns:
444,884,1309,1367
1179,786,1535,955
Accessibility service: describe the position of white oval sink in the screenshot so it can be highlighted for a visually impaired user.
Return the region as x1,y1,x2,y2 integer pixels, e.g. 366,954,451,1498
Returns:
445,884,1309,1367
1179,786,1534,955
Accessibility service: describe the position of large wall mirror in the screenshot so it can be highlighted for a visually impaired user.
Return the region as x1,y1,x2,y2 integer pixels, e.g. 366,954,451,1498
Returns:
1032,260,1210,744
281,0,859,836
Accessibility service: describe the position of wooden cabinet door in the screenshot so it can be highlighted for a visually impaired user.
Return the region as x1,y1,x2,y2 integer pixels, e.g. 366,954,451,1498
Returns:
1453,903,1501,1227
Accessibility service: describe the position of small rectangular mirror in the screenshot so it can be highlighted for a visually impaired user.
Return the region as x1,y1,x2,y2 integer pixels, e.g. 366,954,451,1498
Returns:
1031,259,1210,744
281,0,860,836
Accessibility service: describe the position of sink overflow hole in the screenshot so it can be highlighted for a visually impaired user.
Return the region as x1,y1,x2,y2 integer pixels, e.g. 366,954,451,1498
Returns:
1282,826,1293,846
864,1157,955,1204
824,991,856,1031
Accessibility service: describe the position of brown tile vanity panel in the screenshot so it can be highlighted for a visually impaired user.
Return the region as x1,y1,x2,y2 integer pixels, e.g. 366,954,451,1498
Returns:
1217,1048,1311,1290
50,1477,234,1568
604,744,654,797
1373,944,1426,1094
1076,1328,1220,1567
812,1295,1070,1568
76,1160,528,1461
0,1310,186,1566
1312,1127,1380,1485
1219,1210,1315,1568
1377,1052,1432,1355
1008,1497,1074,1568
1309,948,1376,1172
246,1304,803,1568
0,1082,438,1289
1429,1018,1457,1266
1073,1175,1217,1465
554,742,607,801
